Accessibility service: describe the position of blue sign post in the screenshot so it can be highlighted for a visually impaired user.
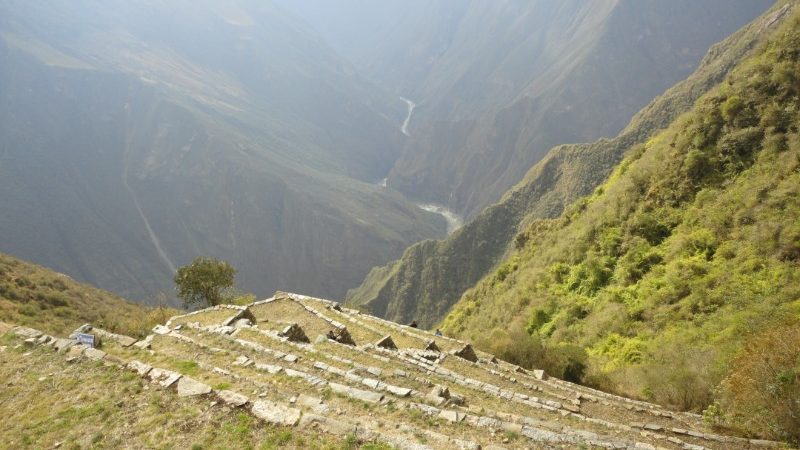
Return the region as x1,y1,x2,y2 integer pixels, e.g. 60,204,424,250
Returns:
77,333,96,348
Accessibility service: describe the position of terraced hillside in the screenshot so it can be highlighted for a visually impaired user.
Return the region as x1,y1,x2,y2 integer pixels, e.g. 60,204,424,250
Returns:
1,293,789,449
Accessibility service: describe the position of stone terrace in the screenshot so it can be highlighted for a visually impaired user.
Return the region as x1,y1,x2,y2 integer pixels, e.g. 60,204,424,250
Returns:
3,292,791,450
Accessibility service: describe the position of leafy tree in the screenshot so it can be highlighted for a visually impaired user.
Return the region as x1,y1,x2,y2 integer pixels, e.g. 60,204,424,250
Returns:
174,257,236,308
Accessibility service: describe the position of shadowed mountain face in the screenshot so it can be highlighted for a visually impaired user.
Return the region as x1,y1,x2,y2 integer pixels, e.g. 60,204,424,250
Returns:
0,0,446,304
280,0,773,217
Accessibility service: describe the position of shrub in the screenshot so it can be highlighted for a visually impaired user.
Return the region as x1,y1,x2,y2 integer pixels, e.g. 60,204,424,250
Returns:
174,257,236,308
716,320,800,444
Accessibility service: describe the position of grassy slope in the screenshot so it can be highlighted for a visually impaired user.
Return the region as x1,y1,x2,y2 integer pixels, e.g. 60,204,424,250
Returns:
443,3,800,418
346,1,793,329
0,335,365,450
0,252,176,337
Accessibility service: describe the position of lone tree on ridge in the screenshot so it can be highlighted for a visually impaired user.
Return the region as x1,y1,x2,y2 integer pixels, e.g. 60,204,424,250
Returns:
174,257,236,308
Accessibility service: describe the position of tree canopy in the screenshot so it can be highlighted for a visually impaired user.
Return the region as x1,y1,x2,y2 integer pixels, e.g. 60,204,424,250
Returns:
174,257,236,308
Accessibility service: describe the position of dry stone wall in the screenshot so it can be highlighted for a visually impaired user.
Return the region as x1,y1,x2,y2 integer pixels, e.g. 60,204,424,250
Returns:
1,292,791,450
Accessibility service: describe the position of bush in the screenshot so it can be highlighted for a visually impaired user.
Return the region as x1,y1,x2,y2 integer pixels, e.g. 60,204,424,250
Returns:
717,320,800,444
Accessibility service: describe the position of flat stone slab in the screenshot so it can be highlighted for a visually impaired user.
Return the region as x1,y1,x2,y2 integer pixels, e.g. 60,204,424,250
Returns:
127,360,152,376
386,385,413,397
133,335,153,349
217,390,249,407
66,344,88,358
329,382,383,403
255,363,283,374
115,335,138,347
148,368,182,388
83,347,107,361
177,377,212,397
251,400,301,426
13,327,43,339
438,409,466,423
299,413,356,435
52,338,75,353
152,325,171,335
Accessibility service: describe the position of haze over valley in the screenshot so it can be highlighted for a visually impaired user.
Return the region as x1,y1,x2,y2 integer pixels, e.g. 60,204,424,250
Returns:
2,1,800,448
0,0,771,305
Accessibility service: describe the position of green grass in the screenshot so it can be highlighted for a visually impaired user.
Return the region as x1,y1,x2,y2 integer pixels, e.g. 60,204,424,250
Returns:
0,252,178,338
173,360,200,376
0,341,360,450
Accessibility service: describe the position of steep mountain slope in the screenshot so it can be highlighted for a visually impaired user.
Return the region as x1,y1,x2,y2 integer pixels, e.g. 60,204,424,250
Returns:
282,0,773,217
443,4,800,431
0,252,173,337
0,0,445,303
347,2,795,329
387,0,775,217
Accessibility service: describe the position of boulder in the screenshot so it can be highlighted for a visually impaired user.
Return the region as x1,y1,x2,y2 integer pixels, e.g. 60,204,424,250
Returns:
177,377,212,397
532,369,547,380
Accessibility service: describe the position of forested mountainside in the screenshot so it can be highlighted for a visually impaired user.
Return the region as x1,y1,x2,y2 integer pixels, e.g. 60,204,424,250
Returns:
282,0,773,217
347,2,794,329
443,6,800,441
0,252,173,337
0,0,445,304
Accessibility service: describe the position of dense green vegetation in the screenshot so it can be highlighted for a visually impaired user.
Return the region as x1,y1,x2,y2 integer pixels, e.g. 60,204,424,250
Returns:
443,9,800,443
347,1,791,329
0,252,175,337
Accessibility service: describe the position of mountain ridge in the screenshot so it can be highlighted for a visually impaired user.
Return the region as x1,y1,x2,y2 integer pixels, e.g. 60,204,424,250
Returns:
347,0,793,330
